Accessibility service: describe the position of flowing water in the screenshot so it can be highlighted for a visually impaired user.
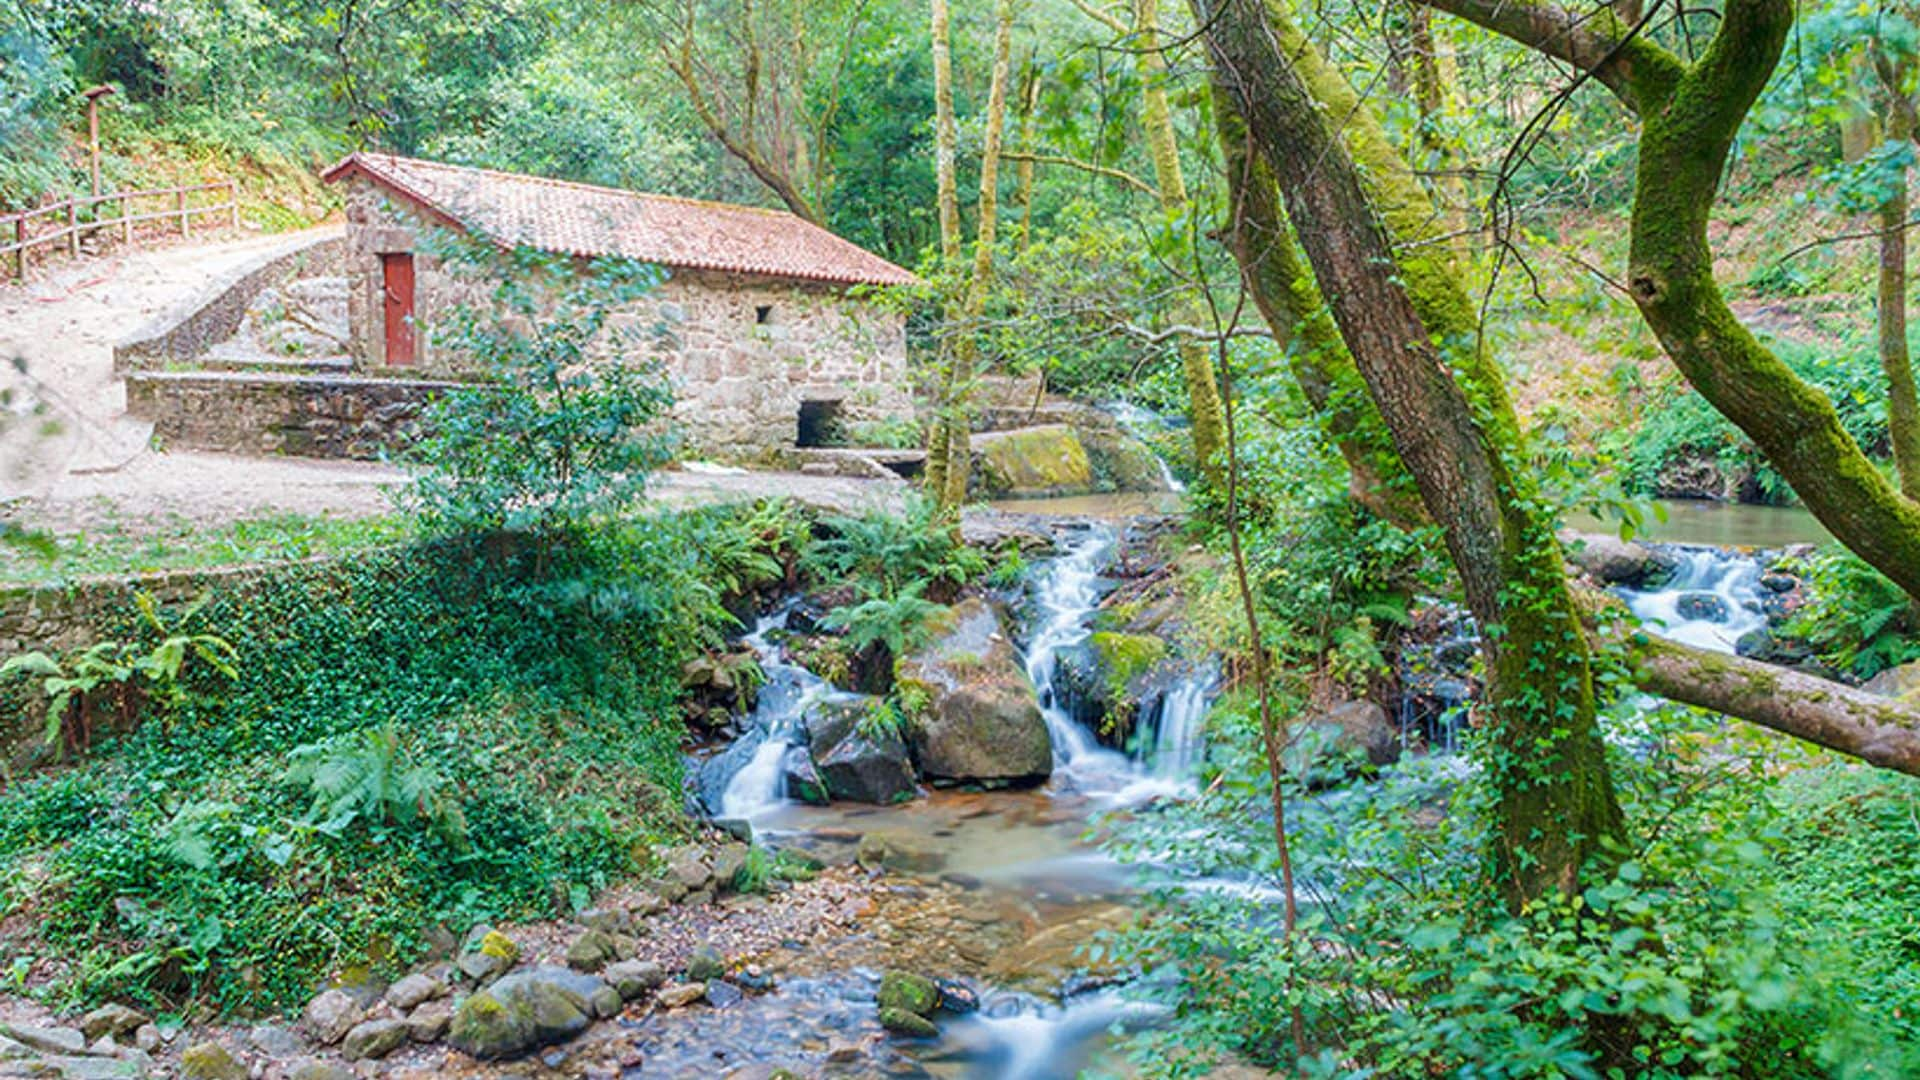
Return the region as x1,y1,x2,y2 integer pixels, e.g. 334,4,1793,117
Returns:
680,524,1216,1077
1568,499,1829,548
1620,546,1768,655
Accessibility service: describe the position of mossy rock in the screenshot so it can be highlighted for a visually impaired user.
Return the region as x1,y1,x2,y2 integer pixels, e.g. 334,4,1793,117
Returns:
1089,632,1167,702
879,1006,939,1037
180,1042,247,1080
479,930,520,964
877,970,940,1016
969,425,1094,496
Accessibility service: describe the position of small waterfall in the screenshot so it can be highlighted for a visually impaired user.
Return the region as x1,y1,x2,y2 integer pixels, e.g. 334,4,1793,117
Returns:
1100,399,1187,493
717,607,831,821
1620,546,1766,655
1022,527,1210,802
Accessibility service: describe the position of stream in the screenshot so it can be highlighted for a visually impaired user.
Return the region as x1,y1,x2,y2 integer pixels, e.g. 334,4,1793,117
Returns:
667,509,1792,1078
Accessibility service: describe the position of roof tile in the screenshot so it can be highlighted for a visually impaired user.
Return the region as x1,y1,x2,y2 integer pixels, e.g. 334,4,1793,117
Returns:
322,153,917,288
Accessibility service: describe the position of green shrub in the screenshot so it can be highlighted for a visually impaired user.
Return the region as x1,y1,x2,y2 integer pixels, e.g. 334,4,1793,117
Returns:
1785,547,1920,679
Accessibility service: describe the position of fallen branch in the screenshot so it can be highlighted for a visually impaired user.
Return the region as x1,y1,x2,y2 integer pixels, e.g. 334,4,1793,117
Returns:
998,152,1161,198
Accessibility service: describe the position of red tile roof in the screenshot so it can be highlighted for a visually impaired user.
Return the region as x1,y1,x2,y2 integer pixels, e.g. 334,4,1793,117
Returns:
322,152,918,288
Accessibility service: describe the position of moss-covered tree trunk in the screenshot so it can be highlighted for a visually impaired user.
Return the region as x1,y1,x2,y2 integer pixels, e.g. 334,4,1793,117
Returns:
1198,0,1624,904
923,0,965,505
1876,53,1920,501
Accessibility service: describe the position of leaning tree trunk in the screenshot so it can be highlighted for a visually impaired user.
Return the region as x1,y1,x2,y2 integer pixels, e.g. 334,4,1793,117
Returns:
1422,0,1920,607
1198,0,1624,905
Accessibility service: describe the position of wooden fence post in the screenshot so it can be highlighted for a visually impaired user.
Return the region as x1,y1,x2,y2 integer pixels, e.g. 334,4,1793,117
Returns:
229,181,239,229
122,194,132,243
12,217,23,282
67,201,79,256
176,189,188,237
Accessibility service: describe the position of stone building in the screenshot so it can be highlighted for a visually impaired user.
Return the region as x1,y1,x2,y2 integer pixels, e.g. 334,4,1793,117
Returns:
320,153,918,455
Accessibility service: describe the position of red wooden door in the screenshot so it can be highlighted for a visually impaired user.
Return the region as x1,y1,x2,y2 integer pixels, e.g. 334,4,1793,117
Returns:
381,252,416,366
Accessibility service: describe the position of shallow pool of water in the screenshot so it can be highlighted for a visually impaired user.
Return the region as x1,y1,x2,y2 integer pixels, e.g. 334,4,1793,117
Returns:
1567,499,1829,548
987,491,1185,519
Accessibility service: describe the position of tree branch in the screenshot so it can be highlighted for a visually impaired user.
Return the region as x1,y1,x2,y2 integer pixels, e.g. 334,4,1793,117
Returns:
1416,0,1682,112
999,151,1162,197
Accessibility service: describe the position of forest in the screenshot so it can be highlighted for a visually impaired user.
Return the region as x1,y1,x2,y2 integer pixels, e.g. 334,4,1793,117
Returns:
6,0,1920,1076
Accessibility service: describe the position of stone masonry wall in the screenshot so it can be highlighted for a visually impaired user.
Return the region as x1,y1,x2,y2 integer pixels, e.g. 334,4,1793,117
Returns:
343,178,914,457
115,230,346,372
127,370,455,459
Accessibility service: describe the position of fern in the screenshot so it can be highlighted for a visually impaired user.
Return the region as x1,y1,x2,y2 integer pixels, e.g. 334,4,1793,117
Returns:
287,725,469,847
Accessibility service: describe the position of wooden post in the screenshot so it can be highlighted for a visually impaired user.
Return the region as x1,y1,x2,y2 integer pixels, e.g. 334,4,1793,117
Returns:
122,194,132,243
12,216,23,282
176,189,188,237
229,180,239,229
67,201,78,256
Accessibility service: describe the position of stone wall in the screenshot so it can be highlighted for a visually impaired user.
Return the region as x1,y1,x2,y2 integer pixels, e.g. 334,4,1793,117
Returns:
343,178,914,456
126,370,455,459
115,229,346,372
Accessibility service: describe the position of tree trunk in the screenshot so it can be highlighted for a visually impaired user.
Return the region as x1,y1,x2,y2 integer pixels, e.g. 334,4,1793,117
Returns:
1130,0,1229,487
923,0,965,504
1198,0,1624,904
1876,56,1920,501
1403,4,1471,266
1424,0,1920,608
937,0,1019,512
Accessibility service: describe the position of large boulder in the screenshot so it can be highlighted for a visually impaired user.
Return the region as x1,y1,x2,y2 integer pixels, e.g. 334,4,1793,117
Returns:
1866,660,1920,702
1078,422,1171,493
447,966,612,1061
803,697,918,804
969,425,1094,496
896,600,1052,784
1561,531,1674,589
1289,700,1400,786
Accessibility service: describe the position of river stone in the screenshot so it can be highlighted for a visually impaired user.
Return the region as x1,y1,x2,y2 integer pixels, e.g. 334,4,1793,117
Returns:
447,965,608,1061
575,906,628,934
969,424,1094,496
179,1042,246,1080
386,972,447,1010
804,697,918,804
877,971,939,1017
300,989,363,1045
686,945,727,982
1562,531,1672,588
878,1007,938,1037
79,1005,147,1043
779,745,830,806
656,982,706,1008
246,1025,304,1059
341,1018,408,1061
896,599,1052,783
705,979,744,1009
856,830,948,874
664,846,714,892
1078,422,1170,494
567,929,619,972
936,978,979,1013
1,1025,85,1055
605,959,668,1000
406,999,453,1042
1866,660,1920,701
711,843,750,891
1297,700,1399,773
1674,592,1730,622
289,1062,355,1080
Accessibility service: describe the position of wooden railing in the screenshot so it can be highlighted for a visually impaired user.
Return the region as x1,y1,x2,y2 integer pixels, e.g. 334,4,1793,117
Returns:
1,180,240,282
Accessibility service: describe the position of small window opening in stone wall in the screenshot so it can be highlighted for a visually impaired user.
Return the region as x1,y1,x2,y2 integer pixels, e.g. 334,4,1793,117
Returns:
755,304,775,325
797,398,845,448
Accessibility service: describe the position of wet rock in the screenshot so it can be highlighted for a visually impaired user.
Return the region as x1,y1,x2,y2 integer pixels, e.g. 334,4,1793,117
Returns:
567,929,619,973
686,945,728,982
896,600,1052,784
878,1007,938,1037
447,966,608,1061
589,983,624,1019
605,959,667,1000
705,980,744,1009
300,990,363,1046
779,745,830,806
1761,571,1798,593
1735,628,1813,667
179,1042,246,1080
1675,592,1730,622
986,904,1134,993
341,1018,408,1061
405,999,453,1042
935,978,979,1013
1080,422,1172,494
656,982,706,1008
1562,531,1673,588
877,971,939,1017
713,816,755,843
803,697,918,804
825,1039,864,1063
385,972,447,1010
79,1006,147,1044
